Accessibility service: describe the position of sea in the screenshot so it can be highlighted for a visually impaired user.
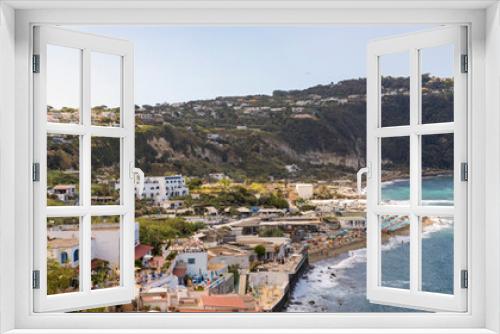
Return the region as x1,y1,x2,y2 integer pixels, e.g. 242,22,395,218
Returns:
285,175,454,312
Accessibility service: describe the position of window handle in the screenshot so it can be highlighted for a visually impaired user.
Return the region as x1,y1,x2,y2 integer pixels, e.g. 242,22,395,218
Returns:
357,165,370,195
133,167,145,195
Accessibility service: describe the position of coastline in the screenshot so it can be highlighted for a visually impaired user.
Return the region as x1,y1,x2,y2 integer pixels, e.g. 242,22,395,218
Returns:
307,217,436,264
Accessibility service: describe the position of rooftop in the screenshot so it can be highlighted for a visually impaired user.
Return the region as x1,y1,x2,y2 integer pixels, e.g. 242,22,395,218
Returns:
47,237,78,249
201,294,250,310
135,244,153,260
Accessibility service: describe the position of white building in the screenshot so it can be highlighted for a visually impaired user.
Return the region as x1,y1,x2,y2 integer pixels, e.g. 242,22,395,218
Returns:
174,251,208,277
137,175,189,204
47,235,79,268
295,183,314,200
49,184,77,202
338,216,367,230
208,173,227,181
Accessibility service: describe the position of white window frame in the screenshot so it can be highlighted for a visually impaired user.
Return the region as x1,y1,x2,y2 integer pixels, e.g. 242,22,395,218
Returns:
0,1,498,333
32,26,136,312
366,26,468,312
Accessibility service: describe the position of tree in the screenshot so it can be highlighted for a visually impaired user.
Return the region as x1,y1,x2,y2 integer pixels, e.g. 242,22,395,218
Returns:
254,244,266,260
228,264,240,287
138,218,205,255
47,258,78,295
186,177,203,190
91,259,112,289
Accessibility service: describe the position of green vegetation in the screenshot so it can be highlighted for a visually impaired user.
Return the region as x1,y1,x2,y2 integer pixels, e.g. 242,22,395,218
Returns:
228,264,240,287
138,218,205,255
133,77,453,181
254,244,266,260
259,227,284,238
91,259,112,289
184,186,288,211
47,76,453,193
47,258,78,295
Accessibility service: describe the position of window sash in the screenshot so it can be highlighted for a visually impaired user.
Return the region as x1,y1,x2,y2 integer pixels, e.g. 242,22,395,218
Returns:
32,26,135,312
366,26,468,312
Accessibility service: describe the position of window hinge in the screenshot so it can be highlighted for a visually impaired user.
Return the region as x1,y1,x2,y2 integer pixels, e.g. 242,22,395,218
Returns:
32,270,40,289
32,162,40,182
32,54,40,73
461,269,468,289
461,54,468,73
461,162,468,182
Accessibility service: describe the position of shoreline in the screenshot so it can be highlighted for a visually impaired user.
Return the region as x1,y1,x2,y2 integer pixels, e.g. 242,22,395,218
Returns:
307,217,436,265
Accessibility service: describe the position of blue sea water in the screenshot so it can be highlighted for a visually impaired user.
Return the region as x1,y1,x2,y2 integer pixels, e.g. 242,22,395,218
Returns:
381,175,453,205
286,176,454,312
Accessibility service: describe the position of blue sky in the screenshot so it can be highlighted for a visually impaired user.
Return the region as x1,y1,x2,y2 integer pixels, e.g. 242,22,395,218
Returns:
49,25,452,108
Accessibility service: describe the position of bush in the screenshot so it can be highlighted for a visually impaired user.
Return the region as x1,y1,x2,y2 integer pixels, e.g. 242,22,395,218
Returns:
254,244,266,259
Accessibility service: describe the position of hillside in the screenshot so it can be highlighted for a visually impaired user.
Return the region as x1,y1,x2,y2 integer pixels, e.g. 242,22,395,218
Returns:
47,75,453,183
134,75,453,181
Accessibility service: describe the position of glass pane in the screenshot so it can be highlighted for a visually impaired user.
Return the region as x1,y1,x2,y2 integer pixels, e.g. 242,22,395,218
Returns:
46,44,81,124
380,52,410,127
421,134,454,206
47,217,80,295
91,137,121,205
421,45,454,124
380,215,410,289
421,216,454,294
91,216,121,290
380,136,410,205
47,134,80,206
91,52,121,127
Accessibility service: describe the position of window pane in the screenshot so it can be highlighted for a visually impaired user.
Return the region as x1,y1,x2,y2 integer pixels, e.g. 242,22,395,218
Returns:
380,215,410,289
421,216,454,294
91,216,121,290
46,45,81,124
91,52,121,127
380,52,410,127
91,137,121,205
421,134,454,206
380,136,410,205
421,45,454,124
47,134,80,206
47,217,80,295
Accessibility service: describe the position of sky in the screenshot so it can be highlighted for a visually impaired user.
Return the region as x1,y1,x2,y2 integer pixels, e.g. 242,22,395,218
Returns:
47,25,453,108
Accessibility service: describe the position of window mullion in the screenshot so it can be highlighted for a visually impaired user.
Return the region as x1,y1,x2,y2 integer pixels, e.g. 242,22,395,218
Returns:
81,48,92,293
409,48,421,293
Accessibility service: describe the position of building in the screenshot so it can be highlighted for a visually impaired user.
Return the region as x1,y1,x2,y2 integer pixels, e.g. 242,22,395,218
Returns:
208,173,227,182
47,237,79,268
338,216,367,230
50,184,77,202
295,183,314,200
135,244,153,267
200,294,256,312
91,223,120,269
285,164,300,173
174,250,208,278
137,175,189,204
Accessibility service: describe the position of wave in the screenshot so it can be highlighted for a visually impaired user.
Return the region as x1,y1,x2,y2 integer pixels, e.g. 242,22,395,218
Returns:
422,217,453,237
381,178,409,187
381,234,410,251
288,209,453,312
